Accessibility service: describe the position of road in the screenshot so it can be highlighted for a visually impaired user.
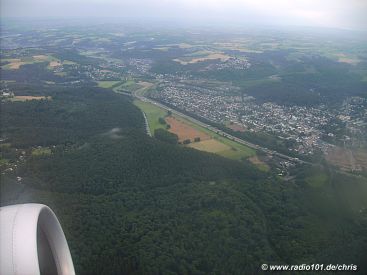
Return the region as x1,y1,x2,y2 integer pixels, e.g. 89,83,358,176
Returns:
132,93,307,164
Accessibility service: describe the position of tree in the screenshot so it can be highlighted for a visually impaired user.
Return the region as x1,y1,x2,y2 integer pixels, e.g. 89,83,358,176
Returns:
154,129,178,144
158,117,166,125
183,139,191,145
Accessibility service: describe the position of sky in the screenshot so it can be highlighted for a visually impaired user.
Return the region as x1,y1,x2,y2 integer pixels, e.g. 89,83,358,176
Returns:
1,0,367,31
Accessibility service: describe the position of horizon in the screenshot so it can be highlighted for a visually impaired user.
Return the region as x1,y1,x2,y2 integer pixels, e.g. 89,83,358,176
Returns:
1,0,367,31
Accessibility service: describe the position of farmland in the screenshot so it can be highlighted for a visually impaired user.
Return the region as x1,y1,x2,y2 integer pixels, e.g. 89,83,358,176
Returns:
165,116,210,142
188,139,231,153
248,156,270,172
10,96,51,101
173,52,231,65
134,99,256,161
325,146,367,172
97,81,121,89
113,79,143,93
1,20,367,274
1,55,61,70
305,171,329,188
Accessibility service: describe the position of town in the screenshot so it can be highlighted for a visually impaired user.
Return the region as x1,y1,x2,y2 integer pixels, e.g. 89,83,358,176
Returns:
150,81,367,156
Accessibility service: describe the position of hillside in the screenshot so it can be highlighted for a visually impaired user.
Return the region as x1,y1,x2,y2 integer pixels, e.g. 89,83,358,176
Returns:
1,88,367,274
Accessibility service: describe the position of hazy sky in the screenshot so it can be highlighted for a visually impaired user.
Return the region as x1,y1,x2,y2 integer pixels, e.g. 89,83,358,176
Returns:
2,0,367,30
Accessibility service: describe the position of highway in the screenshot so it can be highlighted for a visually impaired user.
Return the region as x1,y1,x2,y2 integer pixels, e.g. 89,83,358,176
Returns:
133,93,307,164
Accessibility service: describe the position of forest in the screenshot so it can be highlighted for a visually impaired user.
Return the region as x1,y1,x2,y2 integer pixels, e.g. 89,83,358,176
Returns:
1,87,367,274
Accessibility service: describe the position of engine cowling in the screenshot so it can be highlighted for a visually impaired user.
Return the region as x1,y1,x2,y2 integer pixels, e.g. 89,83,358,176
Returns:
0,203,75,275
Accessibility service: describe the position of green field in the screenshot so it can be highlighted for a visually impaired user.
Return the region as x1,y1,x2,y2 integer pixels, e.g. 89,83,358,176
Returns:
97,81,121,88
189,139,230,153
134,100,168,133
305,172,329,188
113,79,141,93
134,99,256,161
31,147,52,156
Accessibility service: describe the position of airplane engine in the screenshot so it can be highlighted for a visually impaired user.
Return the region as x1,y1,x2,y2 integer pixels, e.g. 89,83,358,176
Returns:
0,204,75,275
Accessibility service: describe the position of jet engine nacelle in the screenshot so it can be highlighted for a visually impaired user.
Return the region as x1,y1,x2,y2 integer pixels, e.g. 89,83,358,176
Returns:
0,204,75,275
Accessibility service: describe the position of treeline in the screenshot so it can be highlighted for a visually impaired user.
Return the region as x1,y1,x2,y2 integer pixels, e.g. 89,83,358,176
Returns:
1,85,367,274
1,88,144,147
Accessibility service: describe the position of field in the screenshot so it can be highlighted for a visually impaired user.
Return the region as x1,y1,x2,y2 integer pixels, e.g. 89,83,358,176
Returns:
173,52,231,65
97,81,121,88
113,79,142,93
133,100,168,133
189,139,231,152
33,55,49,61
325,146,366,172
48,60,62,67
31,147,52,156
134,100,256,161
167,116,255,160
213,42,264,53
165,116,210,142
10,96,51,101
98,79,153,93
354,150,367,170
248,156,270,172
178,117,255,160
2,59,27,69
305,172,329,188
1,55,62,70
335,53,361,65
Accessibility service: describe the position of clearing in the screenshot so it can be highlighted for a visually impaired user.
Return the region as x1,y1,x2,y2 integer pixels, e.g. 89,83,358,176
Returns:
134,100,256,162
97,81,121,89
10,96,51,102
248,156,270,172
189,139,230,153
173,52,231,65
1,55,62,70
165,116,210,142
133,100,168,133
335,53,360,65
325,146,365,172
167,116,255,160
305,172,329,188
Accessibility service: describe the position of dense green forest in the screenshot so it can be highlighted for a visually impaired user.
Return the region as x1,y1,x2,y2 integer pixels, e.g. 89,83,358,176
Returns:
1,88,367,274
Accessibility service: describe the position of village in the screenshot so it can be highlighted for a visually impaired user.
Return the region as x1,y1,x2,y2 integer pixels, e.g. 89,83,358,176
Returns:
150,81,367,156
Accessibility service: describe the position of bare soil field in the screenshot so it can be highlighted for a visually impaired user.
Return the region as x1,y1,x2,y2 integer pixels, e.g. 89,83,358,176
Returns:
354,150,367,170
325,146,366,171
165,117,211,142
335,53,360,65
4,59,26,69
49,61,62,67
